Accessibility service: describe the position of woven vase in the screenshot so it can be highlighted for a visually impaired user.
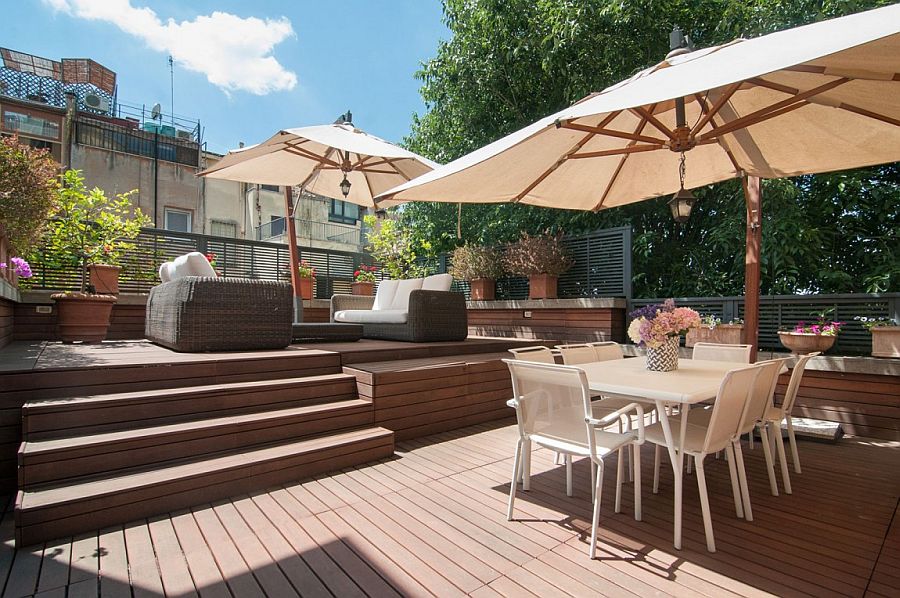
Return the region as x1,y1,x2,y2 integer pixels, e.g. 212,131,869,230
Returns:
646,337,680,372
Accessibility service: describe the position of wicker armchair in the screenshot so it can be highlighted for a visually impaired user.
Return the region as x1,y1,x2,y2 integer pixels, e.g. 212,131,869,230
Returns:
331,289,468,342
146,277,293,352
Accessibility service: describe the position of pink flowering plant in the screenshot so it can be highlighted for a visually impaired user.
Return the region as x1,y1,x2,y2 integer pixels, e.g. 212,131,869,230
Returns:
786,308,844,336
1,257,33,278
627,299,702,349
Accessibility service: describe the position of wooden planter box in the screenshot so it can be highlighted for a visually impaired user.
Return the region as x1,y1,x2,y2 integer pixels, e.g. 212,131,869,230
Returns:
469,278,496,301
351,281,374,296
871,326,900,358
299,277,315,300
528,274,558,300
686,324,744,347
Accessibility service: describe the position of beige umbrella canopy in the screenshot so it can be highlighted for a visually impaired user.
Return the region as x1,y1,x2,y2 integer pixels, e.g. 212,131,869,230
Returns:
377,4,900,358
378,4,900,210
199,118,439,321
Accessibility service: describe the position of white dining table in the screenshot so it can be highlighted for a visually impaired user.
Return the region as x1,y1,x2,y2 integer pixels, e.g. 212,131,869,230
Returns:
579,357,739,550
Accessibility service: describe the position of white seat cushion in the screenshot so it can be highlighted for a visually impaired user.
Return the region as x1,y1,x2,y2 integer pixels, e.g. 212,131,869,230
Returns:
334,309,408,324
391,278,424,311
422,273,452,292
158,262,175,282
373,280,399,311
170,252,216,280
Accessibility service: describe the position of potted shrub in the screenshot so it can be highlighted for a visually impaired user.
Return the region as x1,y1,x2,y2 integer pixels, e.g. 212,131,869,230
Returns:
778,310,844,354
352,264,378,296
685,315,745,347
503,231,574,299
855,316,900,358
449,244,504,301
628,299,701,371
298,259,316,299
44,170,148,343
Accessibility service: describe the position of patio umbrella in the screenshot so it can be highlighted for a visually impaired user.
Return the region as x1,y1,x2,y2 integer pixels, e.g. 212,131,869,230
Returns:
199,115,439,321
377,4,900,355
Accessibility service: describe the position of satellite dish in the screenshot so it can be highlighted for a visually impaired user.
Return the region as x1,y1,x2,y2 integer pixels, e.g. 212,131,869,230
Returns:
151,103,162,121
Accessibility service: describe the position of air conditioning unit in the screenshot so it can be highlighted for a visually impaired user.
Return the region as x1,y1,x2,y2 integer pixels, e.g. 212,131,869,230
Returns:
83,93,110,113
176,130,192,140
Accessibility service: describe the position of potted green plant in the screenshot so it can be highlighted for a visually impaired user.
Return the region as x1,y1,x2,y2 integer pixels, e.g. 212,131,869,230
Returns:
685,315,745,347
44,170,149,343
449,244,504,300
855,316,900,358
778,310,844,354
352,264,378,296
503,231,574,299
298,259,316,299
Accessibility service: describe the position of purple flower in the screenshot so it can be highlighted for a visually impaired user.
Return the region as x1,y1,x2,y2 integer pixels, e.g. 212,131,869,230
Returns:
629,303,662,320
1,257,33,278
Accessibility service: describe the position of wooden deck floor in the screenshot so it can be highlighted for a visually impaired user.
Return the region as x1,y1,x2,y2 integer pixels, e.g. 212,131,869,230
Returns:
1,421,897,598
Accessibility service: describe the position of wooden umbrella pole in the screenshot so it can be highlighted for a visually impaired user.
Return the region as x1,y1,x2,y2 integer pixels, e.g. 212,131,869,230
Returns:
742,175,762,362
284,186,304,323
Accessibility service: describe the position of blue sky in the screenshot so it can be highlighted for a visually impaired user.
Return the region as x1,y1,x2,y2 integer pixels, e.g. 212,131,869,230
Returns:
5,1,448,154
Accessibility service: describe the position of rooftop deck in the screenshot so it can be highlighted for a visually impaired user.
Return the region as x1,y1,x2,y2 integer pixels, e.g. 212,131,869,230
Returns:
2,420,897,597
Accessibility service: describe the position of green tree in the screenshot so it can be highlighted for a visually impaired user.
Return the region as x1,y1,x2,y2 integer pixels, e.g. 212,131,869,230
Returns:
0,135,58,254
401,0,898,297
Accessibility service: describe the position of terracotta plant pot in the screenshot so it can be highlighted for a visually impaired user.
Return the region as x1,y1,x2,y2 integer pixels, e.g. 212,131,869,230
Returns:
469,278,496,301
686,324,744,347
88,264,121,295
871,326,900,358
777,331,836,354
528,274,558,300
51,293,117,343
351,281,374,296
299,277,315,300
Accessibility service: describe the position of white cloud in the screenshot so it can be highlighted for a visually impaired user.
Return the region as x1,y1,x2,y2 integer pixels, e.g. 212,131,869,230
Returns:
43,0,298,95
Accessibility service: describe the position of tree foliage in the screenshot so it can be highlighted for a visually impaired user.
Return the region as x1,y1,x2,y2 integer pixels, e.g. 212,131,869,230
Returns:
401,0,898,297
0,135,59,254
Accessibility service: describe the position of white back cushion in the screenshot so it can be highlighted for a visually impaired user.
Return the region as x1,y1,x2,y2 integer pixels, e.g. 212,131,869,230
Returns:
171,252,216,280
372,279,399,311
391,278,424,311
159,262,174,282
422,273,452,292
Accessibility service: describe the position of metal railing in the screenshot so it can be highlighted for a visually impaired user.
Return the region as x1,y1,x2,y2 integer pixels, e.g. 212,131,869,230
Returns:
74,118,200,167
631,293,900,354
256,217,364,248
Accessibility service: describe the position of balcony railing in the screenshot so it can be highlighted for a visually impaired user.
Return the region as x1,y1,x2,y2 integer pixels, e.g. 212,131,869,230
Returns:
256,217,364,248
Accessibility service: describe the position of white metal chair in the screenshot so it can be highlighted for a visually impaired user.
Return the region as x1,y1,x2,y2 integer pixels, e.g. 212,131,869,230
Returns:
644,363,762,552
508,346,557,363
691,342,753,363
504,359,645,558
760,352,819,493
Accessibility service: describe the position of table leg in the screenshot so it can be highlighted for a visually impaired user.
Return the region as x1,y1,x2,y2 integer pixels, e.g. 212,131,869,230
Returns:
654,399,685,550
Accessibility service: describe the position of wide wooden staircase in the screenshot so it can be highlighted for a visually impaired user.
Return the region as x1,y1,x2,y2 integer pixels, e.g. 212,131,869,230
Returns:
15,368,394,546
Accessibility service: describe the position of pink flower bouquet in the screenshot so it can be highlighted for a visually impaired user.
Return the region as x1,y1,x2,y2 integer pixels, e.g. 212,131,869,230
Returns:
628,299,701,349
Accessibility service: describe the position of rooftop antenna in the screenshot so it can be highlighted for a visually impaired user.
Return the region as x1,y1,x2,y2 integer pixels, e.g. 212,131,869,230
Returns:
168,55,175,125
334,110,353,126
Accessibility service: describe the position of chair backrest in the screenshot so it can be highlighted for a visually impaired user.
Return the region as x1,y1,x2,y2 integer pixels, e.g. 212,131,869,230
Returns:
738,358,787,434
588,341,624,362
781,352,819,415
503,359,593,452
692,342,753,363
556,345,598,366
508,346,556,364
702,364,763,453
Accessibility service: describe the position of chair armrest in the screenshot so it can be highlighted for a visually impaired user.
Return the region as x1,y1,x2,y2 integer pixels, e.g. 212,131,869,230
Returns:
407,290,466,320
330,294,375,321
587,402,645,444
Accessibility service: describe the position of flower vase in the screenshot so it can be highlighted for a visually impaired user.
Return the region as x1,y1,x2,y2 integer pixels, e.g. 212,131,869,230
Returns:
646,337,680,372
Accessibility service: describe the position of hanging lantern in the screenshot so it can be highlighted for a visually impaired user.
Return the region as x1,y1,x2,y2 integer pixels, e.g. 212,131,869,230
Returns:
669,151,697,223
340,173,352,198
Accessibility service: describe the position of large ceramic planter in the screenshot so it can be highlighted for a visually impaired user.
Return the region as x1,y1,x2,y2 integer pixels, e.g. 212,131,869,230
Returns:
686,324,744,347
88,264,121,295
299,277,315,300
871,326,900,358
469,278,496,301
351,281,374,296
528,274,558,300
778,331,836,354
646,337,680,371
51,293,117,343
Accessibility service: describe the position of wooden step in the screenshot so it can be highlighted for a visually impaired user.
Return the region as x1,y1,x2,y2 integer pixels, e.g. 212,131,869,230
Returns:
16,426,395,547
19,398,374,488
22,374,359,440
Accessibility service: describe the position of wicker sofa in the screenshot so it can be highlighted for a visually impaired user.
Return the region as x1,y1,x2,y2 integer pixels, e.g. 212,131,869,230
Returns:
145,252,293,352
331,276,468,342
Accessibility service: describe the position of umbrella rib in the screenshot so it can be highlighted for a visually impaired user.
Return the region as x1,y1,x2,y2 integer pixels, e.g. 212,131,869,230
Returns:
382,158,413,181
592,110,654,212
557,121,667,145
629,106,674,140
512,131,596,202
570,144,664,159
700,77,850,141
691,82,742,137
694,93,742,173
283,144,343,168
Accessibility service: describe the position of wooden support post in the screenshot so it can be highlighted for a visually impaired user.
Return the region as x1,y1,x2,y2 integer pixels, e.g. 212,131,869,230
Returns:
742,175,762,362
284,186,304,323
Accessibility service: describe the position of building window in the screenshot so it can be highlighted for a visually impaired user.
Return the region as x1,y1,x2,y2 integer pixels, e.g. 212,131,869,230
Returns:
260,184,280,192
329,199,359,224
270,215,286,237
2,109,61,140
211,220,237,238
164,208,192,233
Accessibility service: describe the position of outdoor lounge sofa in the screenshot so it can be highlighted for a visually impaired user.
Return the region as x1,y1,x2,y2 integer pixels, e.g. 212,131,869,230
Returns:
146,252,293,352
330,274,468,342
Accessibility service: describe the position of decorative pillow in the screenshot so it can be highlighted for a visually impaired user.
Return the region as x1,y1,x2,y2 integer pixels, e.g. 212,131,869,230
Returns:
422,273,453,292
391,278,424,311
373,279,399,311
171,252,216,280
158,262,174,283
